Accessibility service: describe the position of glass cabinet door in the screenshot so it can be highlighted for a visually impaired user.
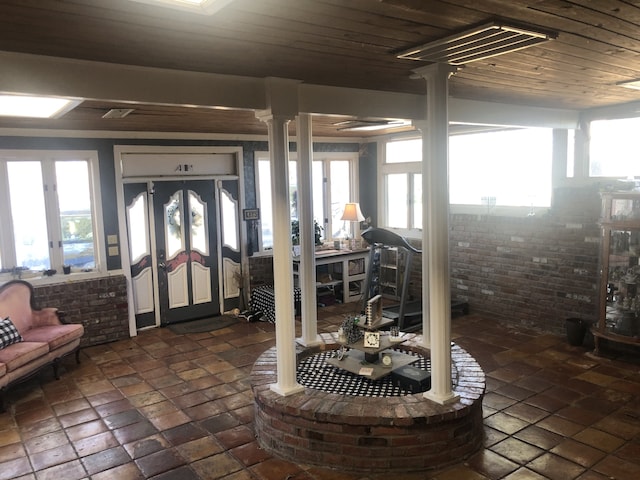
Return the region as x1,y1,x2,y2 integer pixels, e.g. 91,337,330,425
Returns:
606,229,640,336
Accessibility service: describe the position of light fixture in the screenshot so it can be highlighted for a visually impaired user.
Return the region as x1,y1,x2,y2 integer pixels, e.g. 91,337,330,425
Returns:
617,79,640,91
128,0,234,15
397,21,557,65
0,94,81,119
340,203,365,249
341,203,365,223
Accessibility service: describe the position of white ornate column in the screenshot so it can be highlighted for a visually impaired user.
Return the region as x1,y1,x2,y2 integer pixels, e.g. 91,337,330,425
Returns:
256,80,304,395
296,113,322,346
413,63,460,405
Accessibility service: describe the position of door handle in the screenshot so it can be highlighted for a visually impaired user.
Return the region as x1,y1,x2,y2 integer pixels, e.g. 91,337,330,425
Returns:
158,262,166,270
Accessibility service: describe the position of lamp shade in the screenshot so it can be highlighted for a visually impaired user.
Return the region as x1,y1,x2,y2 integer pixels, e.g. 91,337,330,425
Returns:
340,203,365,222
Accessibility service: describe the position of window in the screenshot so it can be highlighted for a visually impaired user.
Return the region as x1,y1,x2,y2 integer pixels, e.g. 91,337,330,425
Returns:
589,117,640,177
255,153,358,251
381,138,422,230
381,128,554,231
0,150,102,273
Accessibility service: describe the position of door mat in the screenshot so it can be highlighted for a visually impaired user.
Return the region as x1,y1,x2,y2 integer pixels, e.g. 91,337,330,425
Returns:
168,315,237,334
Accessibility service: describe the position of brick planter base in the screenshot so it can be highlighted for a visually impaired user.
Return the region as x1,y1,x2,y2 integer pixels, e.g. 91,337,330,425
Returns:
250,333,485,473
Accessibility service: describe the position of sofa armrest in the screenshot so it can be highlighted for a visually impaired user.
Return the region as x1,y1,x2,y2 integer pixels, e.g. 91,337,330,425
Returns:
31,307,65,327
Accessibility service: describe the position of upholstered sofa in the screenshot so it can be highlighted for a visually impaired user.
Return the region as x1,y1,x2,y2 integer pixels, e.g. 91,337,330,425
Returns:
0,280,84,411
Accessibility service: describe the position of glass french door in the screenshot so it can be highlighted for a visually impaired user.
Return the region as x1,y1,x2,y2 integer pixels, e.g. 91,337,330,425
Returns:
153,180,219,324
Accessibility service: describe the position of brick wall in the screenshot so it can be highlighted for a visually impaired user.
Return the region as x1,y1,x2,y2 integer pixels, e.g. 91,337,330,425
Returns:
406,185,602,335
32,275,129,347
248,255,275,289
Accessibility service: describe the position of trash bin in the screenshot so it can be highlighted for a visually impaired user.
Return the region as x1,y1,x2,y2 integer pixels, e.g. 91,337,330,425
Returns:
565,318,586,346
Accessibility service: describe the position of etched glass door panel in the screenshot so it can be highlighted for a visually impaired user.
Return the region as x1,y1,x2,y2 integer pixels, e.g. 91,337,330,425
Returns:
124,183,156,329
153,180,219,324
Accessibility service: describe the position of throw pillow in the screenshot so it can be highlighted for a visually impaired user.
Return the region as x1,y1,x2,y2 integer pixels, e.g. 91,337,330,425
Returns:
0,317,23,349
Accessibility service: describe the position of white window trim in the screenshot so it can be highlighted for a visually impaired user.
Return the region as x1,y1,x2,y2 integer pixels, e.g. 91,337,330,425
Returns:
0,149,105,278
254,151,360,254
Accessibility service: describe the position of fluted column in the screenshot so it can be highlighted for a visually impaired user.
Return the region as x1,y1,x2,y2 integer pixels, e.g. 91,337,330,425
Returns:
256,109,304,397
296,113,322,346
413,63,459,405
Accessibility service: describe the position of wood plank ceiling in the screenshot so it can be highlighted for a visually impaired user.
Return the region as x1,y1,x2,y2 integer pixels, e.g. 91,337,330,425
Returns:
1,0,640,137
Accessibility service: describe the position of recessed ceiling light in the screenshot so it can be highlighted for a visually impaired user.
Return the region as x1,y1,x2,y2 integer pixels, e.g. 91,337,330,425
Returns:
0,94,81,118
128,0,234,15
617,79,640,90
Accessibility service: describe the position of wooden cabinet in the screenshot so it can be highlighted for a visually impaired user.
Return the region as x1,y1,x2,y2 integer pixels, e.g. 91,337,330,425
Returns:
594,192,640,354
379,247,402,300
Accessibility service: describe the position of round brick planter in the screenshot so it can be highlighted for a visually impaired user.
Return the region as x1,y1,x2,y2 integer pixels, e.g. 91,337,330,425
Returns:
250,333,485,473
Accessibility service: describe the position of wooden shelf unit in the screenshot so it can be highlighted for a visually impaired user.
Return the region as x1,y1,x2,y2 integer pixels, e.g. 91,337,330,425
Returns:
293,248,368,304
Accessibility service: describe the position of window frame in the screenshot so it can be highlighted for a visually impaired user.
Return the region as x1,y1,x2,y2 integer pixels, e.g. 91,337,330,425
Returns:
254,151,359,254
0,149,105,275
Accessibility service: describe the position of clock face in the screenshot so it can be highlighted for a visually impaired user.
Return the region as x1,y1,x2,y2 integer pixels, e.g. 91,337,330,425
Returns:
382,354,392,366
364,331,380,348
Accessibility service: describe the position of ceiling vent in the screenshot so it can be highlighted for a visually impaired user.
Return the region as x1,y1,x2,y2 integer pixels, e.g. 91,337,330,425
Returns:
397,22,557,66
102,108,135,119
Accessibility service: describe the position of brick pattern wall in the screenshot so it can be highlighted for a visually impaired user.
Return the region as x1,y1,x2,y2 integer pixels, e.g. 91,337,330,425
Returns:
31,275,129,347
248,255,275,290
405,186,602,335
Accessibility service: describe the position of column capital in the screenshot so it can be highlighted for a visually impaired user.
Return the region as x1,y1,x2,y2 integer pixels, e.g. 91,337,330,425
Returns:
412,63,459,81
255,109,295,124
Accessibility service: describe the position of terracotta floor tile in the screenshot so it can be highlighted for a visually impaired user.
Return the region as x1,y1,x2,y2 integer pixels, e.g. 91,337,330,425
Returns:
490,437,545,465
573,427,626,452
135,448,186,478
71,431,119,457
113,420,158,444
24,430,68,455
58,407,99,428
230,440,272,466
551,439,606,467
535,415,585,437
526,453,585,480
0,457,32,480
89,461,144,480
162,422,208,446
524,393,568,413
483,392,519,411
1,305,639,480
514,425,564,450
81,445,130,475
248,456,305,480
65,418,108,441
32,459,87,480
150,465,201,480
502,467,549,479
214,424,255,449
199,412,242,434
465,449,519,479
123,433,171,459
484,412,530,435
30,443,76,471
592,455,640,480
504,403,549,424
176,436,224,462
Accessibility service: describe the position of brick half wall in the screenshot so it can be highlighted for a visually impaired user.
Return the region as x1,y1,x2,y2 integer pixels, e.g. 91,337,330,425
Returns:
32,275,129,347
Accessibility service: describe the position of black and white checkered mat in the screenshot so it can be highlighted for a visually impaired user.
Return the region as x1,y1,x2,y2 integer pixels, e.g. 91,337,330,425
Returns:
297,349,431,397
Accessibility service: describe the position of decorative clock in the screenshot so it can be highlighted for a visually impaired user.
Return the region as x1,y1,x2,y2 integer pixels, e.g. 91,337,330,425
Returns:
363,331,380,348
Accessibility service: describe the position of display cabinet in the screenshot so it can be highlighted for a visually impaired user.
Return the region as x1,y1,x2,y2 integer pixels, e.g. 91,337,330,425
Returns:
594,192,640,354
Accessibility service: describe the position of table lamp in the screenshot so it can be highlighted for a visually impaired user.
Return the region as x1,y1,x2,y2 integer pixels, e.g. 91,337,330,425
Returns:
340,202,365,249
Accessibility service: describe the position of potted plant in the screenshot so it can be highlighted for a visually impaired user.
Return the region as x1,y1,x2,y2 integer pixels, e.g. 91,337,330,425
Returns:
291,219,323,248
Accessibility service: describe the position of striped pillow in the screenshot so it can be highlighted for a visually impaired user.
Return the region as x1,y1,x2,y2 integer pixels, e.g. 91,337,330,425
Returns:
0,317,23,349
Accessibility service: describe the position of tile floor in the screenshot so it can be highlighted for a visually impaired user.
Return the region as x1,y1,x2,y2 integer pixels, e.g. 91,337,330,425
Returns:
0,304,639,480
